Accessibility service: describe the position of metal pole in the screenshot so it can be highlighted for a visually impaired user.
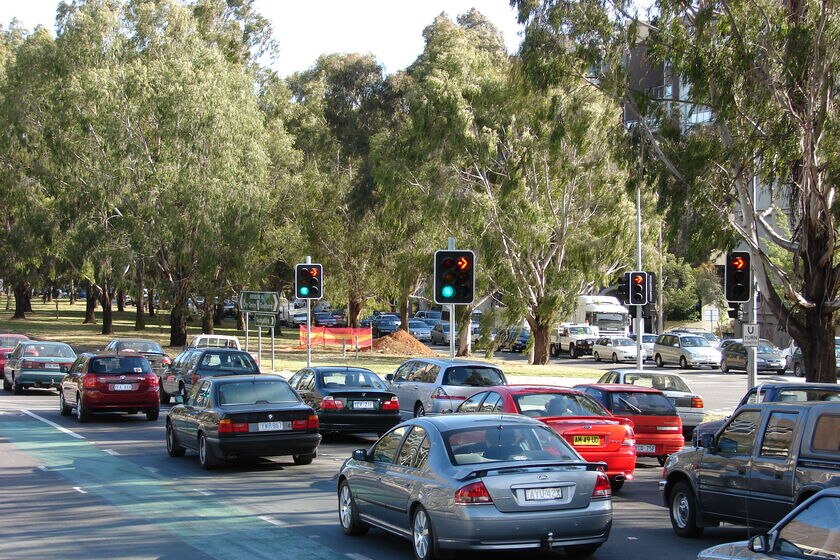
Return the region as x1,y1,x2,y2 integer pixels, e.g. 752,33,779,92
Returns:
270,327,275,373
635,182,644,370
306,256,312,368
258,326,262,370
448,237,456,360
747,169,758,390
244,312,249,352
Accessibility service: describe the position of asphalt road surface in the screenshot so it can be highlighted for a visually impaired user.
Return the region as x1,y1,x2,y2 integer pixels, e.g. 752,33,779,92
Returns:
0,386,769,560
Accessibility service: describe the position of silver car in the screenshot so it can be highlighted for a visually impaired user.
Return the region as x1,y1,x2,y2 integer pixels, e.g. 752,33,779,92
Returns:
337,414,613,559
385,358,507,417
654,332,722,369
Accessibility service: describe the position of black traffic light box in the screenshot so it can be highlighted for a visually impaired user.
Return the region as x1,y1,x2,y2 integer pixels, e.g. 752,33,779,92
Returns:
434,250,475,305
629,271,648,305
295,263,323,300
725,252,751,303
615,273,629,304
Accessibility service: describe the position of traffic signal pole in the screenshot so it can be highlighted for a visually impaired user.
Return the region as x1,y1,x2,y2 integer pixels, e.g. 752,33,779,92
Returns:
635,182,644,371
448,238,456,360
305,256,312,368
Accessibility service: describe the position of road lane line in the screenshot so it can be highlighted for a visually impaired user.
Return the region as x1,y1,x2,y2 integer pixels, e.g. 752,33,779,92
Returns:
21,409,85,439
104,449,120,456
258,515,287,527
72,486,87,494
193,488,212,496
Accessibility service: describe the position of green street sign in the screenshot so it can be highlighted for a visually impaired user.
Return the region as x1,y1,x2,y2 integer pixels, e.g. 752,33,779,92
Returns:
252,313,276,328
239,291,280,313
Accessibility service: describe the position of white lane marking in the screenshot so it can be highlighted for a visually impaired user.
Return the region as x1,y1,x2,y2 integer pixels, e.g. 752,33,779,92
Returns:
346,554,373,560
193,488,212,496
72,487,87,494
37,465,48,471
103,449,120,456
21,409,85,440
258,515,287,527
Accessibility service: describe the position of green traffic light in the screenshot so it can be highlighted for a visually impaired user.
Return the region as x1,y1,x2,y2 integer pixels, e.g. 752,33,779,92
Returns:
300,286,310,296
441,285,454,298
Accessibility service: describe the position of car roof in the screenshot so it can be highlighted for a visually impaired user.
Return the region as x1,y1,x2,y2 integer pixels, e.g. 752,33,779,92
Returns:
309,366,375,374
499,385,582,395
400,358,500,368
110,338,160,343
411,413,541,431
607,369,683,378
575,383,665,394
88,351,152,359
754,382,840,391
208,374,285,384
0,333,28,338
196,348,250,354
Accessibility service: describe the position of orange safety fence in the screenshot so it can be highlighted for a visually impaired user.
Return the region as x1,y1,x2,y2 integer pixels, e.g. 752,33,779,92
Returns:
298,326,373,349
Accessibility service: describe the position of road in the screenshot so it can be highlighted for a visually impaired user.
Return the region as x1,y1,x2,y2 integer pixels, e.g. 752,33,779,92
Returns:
0,382,766,560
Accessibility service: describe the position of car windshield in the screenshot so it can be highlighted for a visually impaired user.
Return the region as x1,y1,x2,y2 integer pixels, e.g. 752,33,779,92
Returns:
681,336,710,348
120,341,164,354
442,366,505,387
594,313,626,329
197,352,258,373
318,370,386,389
624,374,691,392
700,333,718,342
642,335,657,343
0,336,26,347
515,393,609,417
444,425,580,465
610,391,677,415
408,321,428,329
90,356,152,375
757,344,778,354
217,380,299,405
568,327,593,335
23,343,75,358
614,338,634,346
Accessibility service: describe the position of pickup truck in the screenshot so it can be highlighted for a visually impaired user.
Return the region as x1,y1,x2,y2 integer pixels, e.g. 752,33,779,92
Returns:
660,401,840,537
549,324,598,359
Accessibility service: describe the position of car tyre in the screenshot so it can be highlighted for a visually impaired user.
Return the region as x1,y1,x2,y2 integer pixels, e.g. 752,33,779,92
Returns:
338,481,369,536
293,452,315,465
593,351,601,362
777,369,786,376
12,376,23,395
669,481,703,538
146,408,160,421
609,478,624,493
411,506,441,560
612,352,619,363
75,394,90,423
679,356,690,369
159,381,171,404
565,544,601,557
655,354,664,368
166,422,186,457
657,455,668,467
198,433,218,470
550,343,560,358
59,391,72,416
720,360,728,374
2,376,10,391
794,363,804,377
414,402,425,418
569,344,577,359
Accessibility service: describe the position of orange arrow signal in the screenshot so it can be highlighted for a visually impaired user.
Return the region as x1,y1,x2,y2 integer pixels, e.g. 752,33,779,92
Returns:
731,256,746,270
456,257,470,270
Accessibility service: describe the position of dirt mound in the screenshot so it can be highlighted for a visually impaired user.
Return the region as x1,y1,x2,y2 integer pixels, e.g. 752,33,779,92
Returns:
372,330,438,357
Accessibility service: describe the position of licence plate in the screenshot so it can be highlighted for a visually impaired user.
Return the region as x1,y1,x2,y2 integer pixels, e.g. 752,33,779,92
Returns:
353,401,375,410
113,384,133,391
258,421,290,432
573,435,601,446
637,444,656,453
45,363,60,369
525,487,563,501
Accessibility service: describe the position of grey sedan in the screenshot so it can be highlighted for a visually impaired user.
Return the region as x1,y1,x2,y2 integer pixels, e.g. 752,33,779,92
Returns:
337,414,613,560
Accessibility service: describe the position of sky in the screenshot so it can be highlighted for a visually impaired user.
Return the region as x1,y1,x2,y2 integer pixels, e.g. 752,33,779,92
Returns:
0,0,526,76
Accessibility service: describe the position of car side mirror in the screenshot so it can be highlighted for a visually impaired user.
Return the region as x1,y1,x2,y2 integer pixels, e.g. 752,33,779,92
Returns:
352,449,369,462
748,534,769,553
385,374,394,382
174,395,184,404
699,433,716,449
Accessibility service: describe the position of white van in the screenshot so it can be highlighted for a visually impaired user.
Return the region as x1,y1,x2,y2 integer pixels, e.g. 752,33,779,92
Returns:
186,334,242,350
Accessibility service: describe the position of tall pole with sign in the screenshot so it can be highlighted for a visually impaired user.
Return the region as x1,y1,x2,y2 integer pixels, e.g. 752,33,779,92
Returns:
726,250,753,387
295,257,323,368
238,291,280,370
434,239,475,360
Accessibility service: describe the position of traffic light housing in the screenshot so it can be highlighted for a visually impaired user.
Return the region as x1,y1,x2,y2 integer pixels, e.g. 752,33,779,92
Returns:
727,302,742,319
615,273,629,304
725,251,751,302
434,250,475,305
295,263,322,300
629,271,648,305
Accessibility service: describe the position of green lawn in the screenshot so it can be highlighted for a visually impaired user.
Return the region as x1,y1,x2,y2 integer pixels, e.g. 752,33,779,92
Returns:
0,300,602,380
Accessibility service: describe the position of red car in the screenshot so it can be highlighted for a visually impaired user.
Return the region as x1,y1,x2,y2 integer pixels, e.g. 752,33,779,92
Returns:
574,384,684,465
0,333,30,384
455,385,637,491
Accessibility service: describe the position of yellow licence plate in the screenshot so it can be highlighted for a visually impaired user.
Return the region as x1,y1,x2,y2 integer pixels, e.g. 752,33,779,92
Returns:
573,435,601,446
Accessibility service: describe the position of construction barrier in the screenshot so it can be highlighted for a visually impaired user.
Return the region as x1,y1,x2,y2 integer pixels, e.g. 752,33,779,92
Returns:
299,326,373,349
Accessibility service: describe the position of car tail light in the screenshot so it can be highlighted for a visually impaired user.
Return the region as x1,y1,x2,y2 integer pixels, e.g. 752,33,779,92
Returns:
292,415,319,430
82,374,98,389
22,360,38,369
320,396,344,410
454,481,493,505
161,356,172,366
218,419,249,433
381,396,399,410
592,472,611,499
146,374,159,388
691,397,703,408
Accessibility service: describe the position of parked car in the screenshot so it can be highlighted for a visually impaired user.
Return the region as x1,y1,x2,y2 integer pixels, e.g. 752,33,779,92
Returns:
103,338,171,377
575,383,684,464
661,401,840,537
371,314,400,338
222,300,238,318
691,382,840,443
653,332,722,369
166,374,320,469
696,488,840,560
509,327,531,353
720,340,786,374
597,369,704,439
314,312,338,327
161,348,259,398
59,352,160,422
337,414,613,558
405,320,432,342
668,327,720,347
414,309,442,327
789,342,840,377
430,323,452,345
185,334,241,350
455,385,636,491
717,338,741,351
287,366,400,435
592,336,645,363
629,333,657,359
386,358,507,417
3,341,76,393
0,333,30,382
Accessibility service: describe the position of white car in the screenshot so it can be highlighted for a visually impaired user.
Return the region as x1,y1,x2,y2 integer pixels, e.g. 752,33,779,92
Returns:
186,334,242,350
592,336,645,363
653,332,721,369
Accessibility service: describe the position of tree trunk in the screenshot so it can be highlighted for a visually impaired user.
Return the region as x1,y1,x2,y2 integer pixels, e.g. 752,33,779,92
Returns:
43,281,51,303
5,286,11,310
134,262,145,331
202,296,213,334
117,288,125,312
236,310,244,330
399,294,410,332
12,282,28,319
69,279,76,305
148,289,156,317
456,306,472,357
348,295,366,328
527,317,551,365
213,302,224,326
83,281,97,324
97,280,114,335
801,308,837,383
24,288,33,313
169,299,188,347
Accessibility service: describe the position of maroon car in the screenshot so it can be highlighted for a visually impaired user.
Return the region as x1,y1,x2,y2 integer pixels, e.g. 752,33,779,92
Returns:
0,333,30,385
59,352,160,422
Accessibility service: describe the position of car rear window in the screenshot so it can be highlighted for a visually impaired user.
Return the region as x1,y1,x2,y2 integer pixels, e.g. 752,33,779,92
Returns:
610,391,677,416
811,414,840,453
442,366,505,387
197,352,258,373
515,393,609,417
217,381,299,406
120,341,164,354
444,425,579,465
90,357,152,375
0,336,25,347
319,370,386,389
625,374,691,393
777,389,840,402
23,343,76,358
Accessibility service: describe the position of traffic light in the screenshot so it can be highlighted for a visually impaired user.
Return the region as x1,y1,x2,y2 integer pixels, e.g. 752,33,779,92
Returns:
629,271,648,305
725,251,751,302
727,302,742,319
615,273,629,304
434,250,475,305
295,263,323,300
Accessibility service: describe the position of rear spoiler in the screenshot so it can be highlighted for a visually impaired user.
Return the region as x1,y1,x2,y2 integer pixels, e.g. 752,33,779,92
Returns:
455,461,609,481
542,415,634,427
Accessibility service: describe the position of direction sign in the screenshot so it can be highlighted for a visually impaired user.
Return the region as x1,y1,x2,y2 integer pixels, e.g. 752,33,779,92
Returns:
252,313,276,328
743,323,759,347
239,291,280,313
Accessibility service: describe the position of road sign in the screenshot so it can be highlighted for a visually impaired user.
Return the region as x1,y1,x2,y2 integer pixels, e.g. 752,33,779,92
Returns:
743,323,759,347
239,291,280,313
252,313,276,328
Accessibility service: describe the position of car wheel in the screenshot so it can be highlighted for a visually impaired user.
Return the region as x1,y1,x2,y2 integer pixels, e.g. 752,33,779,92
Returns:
612,352,619,363
565,544,601,558
293,452,315,465
593,351,600,362
669,481,703,538
75,394,90,423
411,506,440,560
159,381,170,404
569,344,577,359
720,360,728,373
657,455,668,467
550,343,560,358
166,422,186,457
794,363,804,377
12,375,23,395
146,408,160,421
338,481,369,536
2,376,10,391
198,433,217,470
414,402,425,418
679,356,690,369
777,369,786,376
59,391,72,416
609,478,624,493
655,354,664,368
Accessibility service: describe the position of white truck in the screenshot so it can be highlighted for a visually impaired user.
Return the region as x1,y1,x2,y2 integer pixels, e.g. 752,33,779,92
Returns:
549,323,599,358
549,296,630,358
